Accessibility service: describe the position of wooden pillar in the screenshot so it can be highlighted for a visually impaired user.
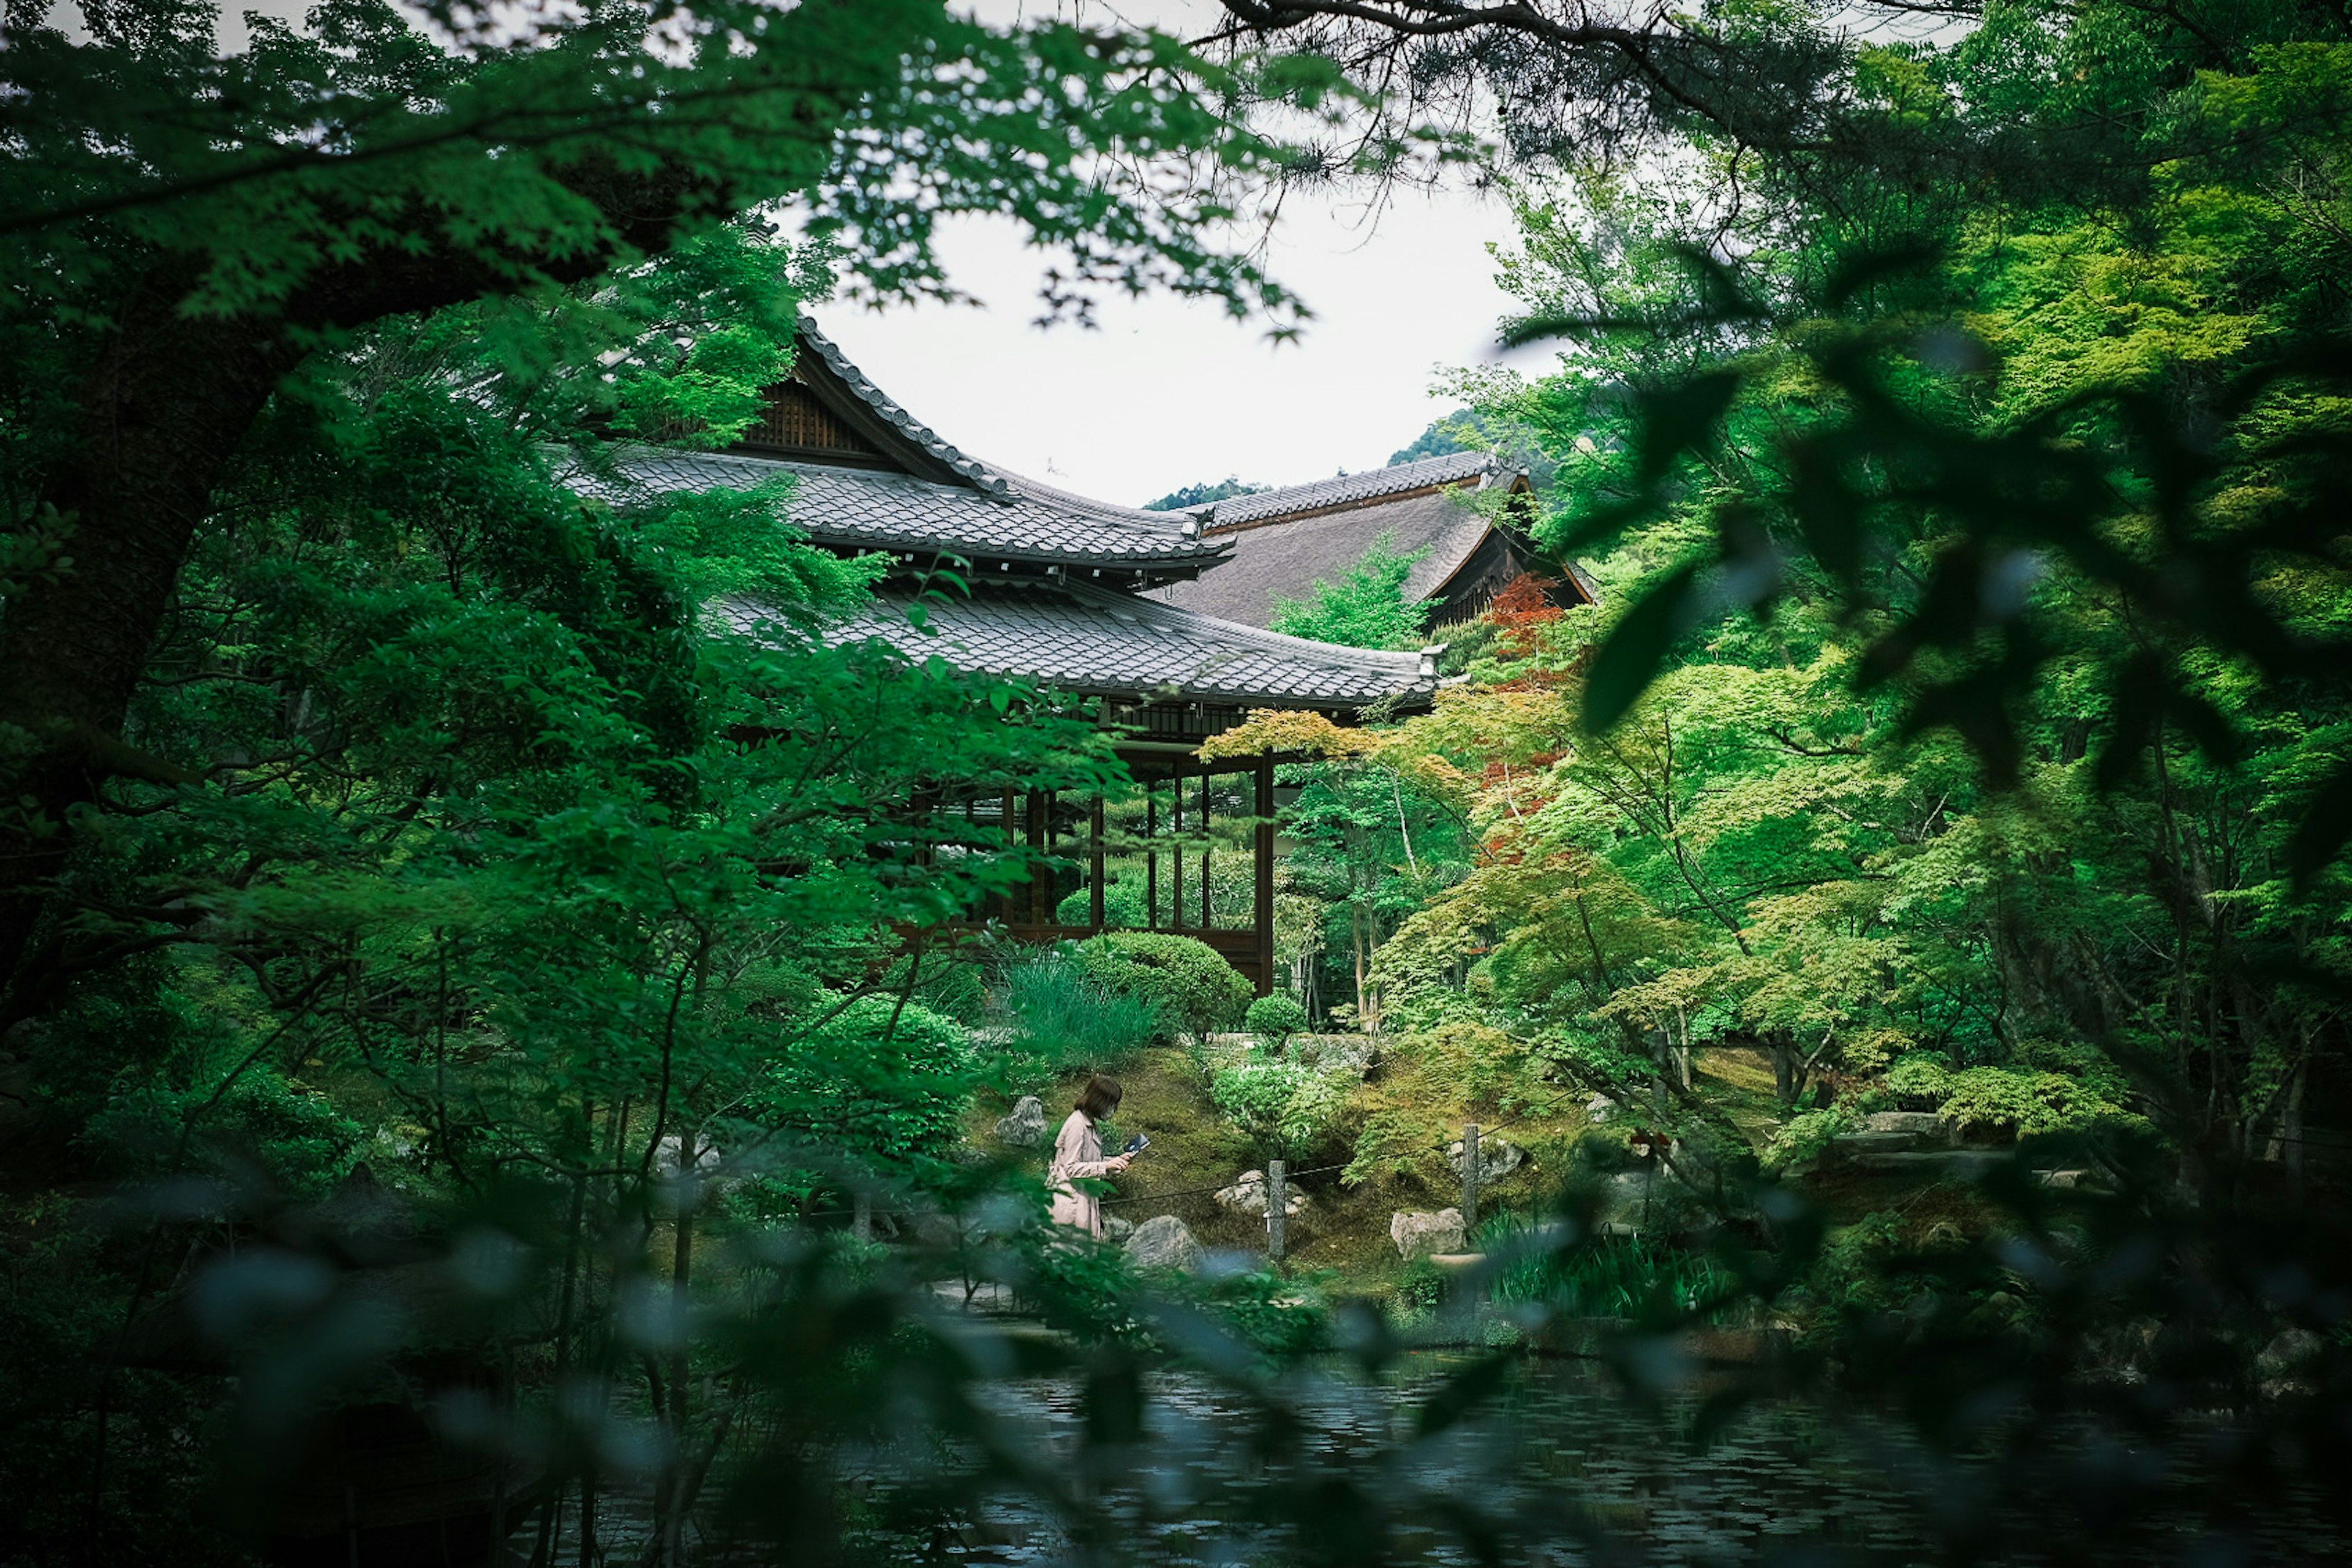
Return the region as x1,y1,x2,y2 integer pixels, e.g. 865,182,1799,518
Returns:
1267,1158,1286,1264
1088,795,1106,932
1253,755,1275,996
1171,770,1185,932
1200,773,1212,930
1000,787,1016,925
1026,789,1049,925
1462,1122,1481,1235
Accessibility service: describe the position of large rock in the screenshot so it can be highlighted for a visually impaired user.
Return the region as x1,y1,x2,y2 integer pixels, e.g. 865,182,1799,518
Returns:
995,1095,1048,1148
1446,1134,1525,1185
1296,1036,1376,1078
907,1203,964,1248
1125,1214,1200,1272
1596,1167,1698,1234
1103,1214,1134,1243
2258,1327,2324,1384
1863,1110,1950,1140
1391,1208,1466,1260
653,1134,721,1177
1586,1093,1621,1125
1213,1170,1311,1218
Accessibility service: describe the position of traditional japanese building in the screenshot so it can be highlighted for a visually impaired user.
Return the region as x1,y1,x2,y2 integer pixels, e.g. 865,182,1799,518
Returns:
597,323,1446,991
1146,451,1597,631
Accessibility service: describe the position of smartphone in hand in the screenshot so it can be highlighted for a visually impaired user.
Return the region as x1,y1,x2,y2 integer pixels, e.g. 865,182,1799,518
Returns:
1122,1133,1151,1156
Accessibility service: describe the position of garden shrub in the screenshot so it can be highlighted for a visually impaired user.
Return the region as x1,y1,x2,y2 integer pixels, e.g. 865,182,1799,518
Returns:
1055,878,1147,929
1074,932,1252,1046
1880,1053,1956,1107
1244,992,1309,1052
1939,1067,2124,1136
1474,1212,1733,1319
765,995,978,1166
1762,1105,1857,1174
1208,1047,1349,1162
84,1071,364,1203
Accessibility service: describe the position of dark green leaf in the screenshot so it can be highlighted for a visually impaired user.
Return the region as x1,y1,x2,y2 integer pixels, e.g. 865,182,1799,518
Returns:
1580,561,1705,733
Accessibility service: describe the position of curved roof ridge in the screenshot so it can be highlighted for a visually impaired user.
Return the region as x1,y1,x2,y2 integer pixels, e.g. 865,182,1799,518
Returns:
990,465,1207,537
1205,450,1501,526
796,318,1207,554
1058,576,1428,679
590,443,1230,570
793,317,1009,497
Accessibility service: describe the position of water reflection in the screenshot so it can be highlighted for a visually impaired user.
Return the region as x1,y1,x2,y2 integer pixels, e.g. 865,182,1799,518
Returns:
564,1351,2346,1566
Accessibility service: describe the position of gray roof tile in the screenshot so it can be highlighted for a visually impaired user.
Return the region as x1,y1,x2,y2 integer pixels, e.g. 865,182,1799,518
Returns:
724,579,1434,708
1200,450,1498,526
595,446,1230,570
1147,485,1494,628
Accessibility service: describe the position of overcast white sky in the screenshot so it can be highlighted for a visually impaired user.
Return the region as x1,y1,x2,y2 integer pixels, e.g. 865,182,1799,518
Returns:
817,0,1532,507
816,189,1527,507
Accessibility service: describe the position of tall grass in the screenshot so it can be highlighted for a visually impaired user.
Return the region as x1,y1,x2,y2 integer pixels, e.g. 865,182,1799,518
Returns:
1474,1210,1734,1319
987,949,1163,1096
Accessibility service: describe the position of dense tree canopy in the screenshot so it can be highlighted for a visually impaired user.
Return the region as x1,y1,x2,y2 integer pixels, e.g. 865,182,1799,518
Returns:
0,0,1324,1001
8,1,2352,1564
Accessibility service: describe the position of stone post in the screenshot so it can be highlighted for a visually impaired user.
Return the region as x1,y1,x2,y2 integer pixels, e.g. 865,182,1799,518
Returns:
1461,1123,1480,1237
1267,1158,1286,1264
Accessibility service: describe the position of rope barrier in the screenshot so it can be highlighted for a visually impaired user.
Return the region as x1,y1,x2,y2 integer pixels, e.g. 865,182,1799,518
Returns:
1101,1161,1352,1206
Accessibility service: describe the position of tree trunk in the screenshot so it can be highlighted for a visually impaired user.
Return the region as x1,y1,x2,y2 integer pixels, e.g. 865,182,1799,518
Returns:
650,1137,699,1566
1350,901,1368,1030
1768,1031,1806,1107
2285,1055,2308,1201
0,274,300,997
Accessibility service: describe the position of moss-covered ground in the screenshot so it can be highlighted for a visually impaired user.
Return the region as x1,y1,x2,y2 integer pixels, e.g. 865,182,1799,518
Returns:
959,1040,2035,1302
969,1042,1795,1300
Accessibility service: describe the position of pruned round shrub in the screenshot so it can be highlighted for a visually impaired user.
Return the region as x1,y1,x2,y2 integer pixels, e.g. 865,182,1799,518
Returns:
1073,932,1251,1046
1244,992,1310,1052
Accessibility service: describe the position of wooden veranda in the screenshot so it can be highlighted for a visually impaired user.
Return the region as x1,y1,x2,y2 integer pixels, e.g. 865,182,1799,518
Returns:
952,745,1281,994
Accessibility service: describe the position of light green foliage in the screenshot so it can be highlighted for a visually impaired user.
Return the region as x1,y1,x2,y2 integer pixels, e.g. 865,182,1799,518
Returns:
1207,1046,1348,1162
1762,1107,1858,1175
86,1071,364,1204
10,4,2352,1561
1074,932,1254,1047
765,996,978,1166
1272,750,1471,1031
1268,531,1431,650
1390,407,1499,464
989,951,1162,1096
1244,992,1310,1052
1327,15,2352,1174
1875,1055,2130,1137
0,0,1315,332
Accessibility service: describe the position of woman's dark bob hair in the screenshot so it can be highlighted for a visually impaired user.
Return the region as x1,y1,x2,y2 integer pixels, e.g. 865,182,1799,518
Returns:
1074,1076,1123,1120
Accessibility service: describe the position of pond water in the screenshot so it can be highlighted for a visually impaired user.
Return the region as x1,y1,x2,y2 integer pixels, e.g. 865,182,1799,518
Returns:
563,1351,2346,1566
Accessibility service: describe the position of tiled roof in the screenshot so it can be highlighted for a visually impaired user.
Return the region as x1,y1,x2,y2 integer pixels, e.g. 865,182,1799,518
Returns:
1199,450,1498,527
597,446,1231,571
1147,484,1496,629
725,579,1435,708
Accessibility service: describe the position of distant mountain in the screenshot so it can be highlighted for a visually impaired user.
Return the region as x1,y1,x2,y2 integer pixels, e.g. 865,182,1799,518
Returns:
1389,409,1503,465
1140,476,1270,512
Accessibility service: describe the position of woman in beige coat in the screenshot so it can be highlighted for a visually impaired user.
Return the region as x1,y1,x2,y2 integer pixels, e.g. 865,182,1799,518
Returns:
1048,1076,1131,1240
